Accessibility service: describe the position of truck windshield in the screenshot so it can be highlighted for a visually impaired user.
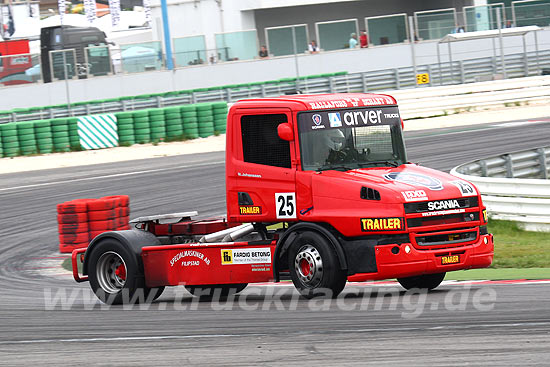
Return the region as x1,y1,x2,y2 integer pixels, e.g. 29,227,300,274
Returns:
297,106,407,171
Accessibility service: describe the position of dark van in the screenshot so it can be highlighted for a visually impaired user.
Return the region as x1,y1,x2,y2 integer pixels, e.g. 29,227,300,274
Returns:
40,25,111,83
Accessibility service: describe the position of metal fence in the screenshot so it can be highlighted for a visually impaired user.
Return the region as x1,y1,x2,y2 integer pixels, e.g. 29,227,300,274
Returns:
0,47,548,124
451,146,550,232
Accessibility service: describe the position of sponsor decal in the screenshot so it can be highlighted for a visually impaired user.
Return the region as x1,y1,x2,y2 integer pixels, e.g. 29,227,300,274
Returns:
362,97,393,106
10,56,30,65
427,199,460,211
312,114,322,125
402,189,428,202
441,255,460,265
384,113,400,119
361,217,404,231
311,113,325,130
307,97,393,110
170,250,211,267
237,172,262,178
251,264,271,272
384,172,444,191
239,206,262,215
421,209,465,217
451,180,477,196
221,248,272,265
483,209,487,222
328,112,342,127
308,100,349,110
343,110,382,126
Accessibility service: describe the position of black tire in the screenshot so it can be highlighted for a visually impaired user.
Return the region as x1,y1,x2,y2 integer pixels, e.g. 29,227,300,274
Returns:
288,231,347,298
88,239,162,304
397,272,446,290
185,283,248,299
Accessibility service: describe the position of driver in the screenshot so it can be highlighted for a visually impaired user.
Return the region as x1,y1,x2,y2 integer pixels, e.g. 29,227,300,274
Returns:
312,128,346,165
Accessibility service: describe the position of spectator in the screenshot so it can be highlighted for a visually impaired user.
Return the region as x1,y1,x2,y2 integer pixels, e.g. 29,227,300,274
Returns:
359,30,368,48
308,40,319,53
349,33,358,49
452,26,465,33
505,20,514,28
259,45,269,58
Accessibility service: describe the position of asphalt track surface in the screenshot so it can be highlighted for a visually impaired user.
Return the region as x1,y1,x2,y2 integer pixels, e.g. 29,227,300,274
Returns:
1,118,549,365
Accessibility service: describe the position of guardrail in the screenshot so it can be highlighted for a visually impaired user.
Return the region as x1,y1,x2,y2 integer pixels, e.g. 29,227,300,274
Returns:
451,146,550,231
0,48,549,124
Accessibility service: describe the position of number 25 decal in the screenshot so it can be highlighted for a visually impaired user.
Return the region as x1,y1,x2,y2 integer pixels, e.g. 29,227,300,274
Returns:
275,193,296,219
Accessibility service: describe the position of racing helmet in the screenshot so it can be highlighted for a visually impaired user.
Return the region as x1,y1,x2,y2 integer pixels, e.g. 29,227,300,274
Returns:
323,129,346,151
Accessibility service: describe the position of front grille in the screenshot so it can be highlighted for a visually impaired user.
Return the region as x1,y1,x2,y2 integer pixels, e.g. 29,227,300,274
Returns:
404,197,481,250
416,230,477,247
407,212,479,228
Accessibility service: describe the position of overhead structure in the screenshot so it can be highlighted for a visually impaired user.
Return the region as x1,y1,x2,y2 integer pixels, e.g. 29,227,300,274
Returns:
436,25,542,85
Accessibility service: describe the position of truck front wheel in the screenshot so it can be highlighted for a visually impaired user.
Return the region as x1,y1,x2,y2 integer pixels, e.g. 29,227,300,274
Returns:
397,272,446,290
88,239,163,304
288,231,347,298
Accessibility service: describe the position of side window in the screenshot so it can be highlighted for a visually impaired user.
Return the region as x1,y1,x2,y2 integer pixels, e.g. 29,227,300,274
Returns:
241,114,291,168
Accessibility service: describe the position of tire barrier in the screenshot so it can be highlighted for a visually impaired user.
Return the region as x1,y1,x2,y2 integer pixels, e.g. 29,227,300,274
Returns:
0,102,228,158
51,118,72,152
0,123,18,157
56,195,130,253
196,103,214,138
132,109,151,144
164,106,184,140
35,119,53,154
0,72,348,124
149,108,166,143
213,102,228,134
181,104,199,139
116,111,135,145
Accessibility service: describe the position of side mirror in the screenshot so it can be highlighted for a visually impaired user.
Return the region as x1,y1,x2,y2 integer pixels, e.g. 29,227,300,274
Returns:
277,122,294,141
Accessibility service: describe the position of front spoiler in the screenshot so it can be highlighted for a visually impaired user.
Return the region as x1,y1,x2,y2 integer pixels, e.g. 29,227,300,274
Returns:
348,233,494,282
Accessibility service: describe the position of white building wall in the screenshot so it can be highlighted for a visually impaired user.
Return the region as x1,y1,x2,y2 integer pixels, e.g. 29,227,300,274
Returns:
149,0,474,52
1,27,548,110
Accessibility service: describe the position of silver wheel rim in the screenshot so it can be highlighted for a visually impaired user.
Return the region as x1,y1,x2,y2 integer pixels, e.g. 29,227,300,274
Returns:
96,251,127,294
294,244,323,288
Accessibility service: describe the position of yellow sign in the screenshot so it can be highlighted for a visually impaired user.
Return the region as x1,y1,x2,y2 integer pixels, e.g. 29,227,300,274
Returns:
416,73,430,85
361,217,403,231
441,255,460,265
239,206,262,215
482,209,488,223
221,250,233,264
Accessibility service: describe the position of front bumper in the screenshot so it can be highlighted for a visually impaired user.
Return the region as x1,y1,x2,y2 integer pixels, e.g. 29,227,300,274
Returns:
347,233,494,282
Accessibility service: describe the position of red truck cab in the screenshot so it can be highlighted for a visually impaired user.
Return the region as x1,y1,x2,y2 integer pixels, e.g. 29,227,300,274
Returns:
73,93,493,304
0,39,33,86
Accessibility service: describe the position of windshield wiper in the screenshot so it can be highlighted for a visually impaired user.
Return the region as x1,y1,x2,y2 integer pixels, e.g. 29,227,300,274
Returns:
316,164,355,172
357,161,400,168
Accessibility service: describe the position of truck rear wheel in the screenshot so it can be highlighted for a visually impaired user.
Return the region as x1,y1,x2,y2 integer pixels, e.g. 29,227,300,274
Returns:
185,284,248,298
88,239,163,304
288,231,347,298
397,272,446,290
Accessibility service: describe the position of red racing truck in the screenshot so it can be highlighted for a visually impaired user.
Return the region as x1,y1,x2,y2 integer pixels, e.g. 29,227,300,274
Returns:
72,93,494,304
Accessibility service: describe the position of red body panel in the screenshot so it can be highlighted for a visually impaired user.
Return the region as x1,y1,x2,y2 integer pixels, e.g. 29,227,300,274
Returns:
142,241,276,287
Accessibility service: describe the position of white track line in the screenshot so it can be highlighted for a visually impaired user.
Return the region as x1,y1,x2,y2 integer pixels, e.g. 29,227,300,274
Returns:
0,161,224,193
3,321,550,345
